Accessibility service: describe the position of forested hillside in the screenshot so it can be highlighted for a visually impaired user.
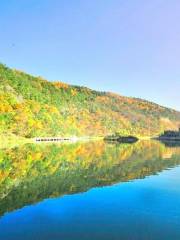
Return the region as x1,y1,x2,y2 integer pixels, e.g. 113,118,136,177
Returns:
0,63,180,138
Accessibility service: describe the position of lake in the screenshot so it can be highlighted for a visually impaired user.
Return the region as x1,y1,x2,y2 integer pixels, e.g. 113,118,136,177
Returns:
0,140,180,240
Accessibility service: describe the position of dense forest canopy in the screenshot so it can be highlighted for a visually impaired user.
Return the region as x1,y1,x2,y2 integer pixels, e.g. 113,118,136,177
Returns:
0,63,180,138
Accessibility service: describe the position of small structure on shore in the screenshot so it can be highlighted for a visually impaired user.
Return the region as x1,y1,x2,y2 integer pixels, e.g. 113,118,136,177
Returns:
35,136,78,142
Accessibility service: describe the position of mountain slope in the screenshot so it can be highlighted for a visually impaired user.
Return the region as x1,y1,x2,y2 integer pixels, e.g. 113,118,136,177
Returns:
0,63,180,138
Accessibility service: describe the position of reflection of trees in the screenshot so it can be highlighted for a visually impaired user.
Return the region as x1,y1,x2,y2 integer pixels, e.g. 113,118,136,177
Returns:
0,140,180,216
159,140,180,148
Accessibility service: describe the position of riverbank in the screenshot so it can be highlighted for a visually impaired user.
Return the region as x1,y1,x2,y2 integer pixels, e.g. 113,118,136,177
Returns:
155,129,180,142
0,134,103,149
156,137,180,141
0,132,161,149
104,135,138,143
0,133,33,149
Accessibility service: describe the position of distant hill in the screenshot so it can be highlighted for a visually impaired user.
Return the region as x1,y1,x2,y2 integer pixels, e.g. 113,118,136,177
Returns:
0,63,180,138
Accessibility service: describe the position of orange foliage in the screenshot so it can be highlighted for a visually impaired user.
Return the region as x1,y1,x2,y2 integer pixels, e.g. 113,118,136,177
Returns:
53,82,69,89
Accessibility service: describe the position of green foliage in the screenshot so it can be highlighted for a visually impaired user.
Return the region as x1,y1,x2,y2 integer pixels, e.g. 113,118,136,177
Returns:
0,63,180,138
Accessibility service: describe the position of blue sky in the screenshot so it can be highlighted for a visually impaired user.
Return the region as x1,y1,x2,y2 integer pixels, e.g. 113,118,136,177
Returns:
0,0,180,110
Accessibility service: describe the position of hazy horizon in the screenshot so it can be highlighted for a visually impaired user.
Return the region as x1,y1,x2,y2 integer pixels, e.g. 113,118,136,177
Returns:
0,0,180,111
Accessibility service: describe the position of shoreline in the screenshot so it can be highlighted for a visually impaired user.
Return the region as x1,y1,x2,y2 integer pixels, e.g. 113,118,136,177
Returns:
3,133,180,149
0,134,103,149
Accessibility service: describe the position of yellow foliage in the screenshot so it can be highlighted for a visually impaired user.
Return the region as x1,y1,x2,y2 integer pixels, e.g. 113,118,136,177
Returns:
0,103,13,112
49,106,59,114
71,89,77,96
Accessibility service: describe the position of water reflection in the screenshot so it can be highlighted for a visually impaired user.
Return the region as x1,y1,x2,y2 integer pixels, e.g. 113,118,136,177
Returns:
0,140,180,217
159,140,180,147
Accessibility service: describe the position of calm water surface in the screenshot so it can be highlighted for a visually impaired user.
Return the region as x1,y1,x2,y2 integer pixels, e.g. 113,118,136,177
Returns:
0,140,180,240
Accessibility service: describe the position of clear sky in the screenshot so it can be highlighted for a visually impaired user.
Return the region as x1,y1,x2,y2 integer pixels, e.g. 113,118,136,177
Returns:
0,0,180,110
